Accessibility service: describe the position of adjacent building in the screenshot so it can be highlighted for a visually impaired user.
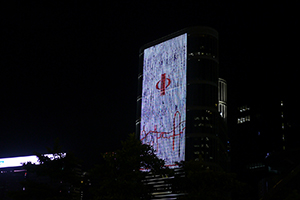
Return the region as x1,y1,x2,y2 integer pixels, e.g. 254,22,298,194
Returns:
231,98,295,199
232,99,292,170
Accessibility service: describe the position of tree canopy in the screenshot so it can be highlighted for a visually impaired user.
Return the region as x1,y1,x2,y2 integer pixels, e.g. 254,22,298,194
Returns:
9,140,81,200
88,133,169,200
172,157,246,200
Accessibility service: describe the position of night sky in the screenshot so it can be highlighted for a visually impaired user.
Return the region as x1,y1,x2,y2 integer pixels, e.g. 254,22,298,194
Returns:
1,1,299,167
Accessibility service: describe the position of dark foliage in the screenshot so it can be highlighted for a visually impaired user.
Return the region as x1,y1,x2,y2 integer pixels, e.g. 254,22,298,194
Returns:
88,133,169,200
172,157,246,200
8,140,81,200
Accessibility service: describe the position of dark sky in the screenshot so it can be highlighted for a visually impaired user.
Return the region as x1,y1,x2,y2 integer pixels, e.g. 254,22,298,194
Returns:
1,1,299,167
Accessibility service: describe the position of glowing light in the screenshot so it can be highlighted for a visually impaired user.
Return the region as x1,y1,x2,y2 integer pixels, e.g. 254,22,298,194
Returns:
0,154,66,168
140,34,187,167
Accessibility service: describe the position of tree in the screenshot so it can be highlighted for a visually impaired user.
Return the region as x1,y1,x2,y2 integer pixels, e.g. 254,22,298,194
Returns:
9,140,82,200
89,133,169,200
172,156,245,200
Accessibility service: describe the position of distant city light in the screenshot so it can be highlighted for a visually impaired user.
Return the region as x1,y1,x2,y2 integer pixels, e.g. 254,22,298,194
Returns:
265,153,270,158
0,154,66,168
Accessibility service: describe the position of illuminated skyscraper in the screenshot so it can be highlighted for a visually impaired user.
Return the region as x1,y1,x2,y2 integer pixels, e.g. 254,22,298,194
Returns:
136,26,229,170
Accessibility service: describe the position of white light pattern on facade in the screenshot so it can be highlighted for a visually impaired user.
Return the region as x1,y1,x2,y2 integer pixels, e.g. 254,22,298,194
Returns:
140,34,187,167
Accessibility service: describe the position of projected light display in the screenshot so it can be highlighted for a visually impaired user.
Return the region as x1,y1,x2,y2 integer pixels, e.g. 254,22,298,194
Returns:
140,33,187,167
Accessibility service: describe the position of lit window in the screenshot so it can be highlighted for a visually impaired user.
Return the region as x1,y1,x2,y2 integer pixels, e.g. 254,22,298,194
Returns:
194,151,200,154
281,101,283,106
246,115,250,121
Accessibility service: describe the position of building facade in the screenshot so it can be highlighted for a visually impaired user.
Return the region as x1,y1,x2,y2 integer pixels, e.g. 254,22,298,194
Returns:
230,99,295,199
136,26,229,171
232,99,292,170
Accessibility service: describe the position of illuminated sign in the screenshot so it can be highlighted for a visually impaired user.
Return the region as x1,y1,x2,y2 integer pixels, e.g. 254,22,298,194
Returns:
140,33,187,167
0,154,66,168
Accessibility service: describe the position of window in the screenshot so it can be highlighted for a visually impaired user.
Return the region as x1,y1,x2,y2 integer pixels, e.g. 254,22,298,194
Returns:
238,115,250,124
246,115,250,121
239,105,250,112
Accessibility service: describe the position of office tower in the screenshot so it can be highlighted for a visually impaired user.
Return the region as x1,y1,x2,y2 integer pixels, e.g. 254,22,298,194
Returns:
136,26,229,170
232,100,294,199
233,99,292,167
